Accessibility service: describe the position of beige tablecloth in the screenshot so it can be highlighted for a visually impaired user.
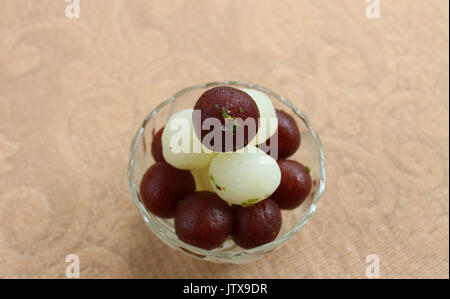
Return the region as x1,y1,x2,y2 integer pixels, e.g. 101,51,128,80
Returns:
0,0,448,278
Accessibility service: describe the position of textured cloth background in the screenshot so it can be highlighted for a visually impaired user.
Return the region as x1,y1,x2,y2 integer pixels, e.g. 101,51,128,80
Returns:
0,0,448,278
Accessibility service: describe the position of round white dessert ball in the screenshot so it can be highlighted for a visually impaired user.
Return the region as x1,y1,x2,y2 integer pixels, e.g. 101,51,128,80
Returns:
208,146,281,206
241,88,278,145
162,109,215,170
191,166,215,192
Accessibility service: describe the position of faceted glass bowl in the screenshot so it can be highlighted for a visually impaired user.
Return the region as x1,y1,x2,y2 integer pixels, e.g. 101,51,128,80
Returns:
128,81,326,264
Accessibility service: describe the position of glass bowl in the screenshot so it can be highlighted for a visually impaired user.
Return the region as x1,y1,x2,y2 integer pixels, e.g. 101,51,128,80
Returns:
128,81,326,264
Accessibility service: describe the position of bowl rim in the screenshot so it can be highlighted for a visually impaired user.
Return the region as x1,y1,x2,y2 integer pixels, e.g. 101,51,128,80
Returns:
128,81,327,258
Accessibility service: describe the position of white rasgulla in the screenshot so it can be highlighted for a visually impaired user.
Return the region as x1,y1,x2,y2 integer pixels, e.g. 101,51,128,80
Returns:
209,145,281,206
241,88,278,145
162,109,215,170
191,165,215,192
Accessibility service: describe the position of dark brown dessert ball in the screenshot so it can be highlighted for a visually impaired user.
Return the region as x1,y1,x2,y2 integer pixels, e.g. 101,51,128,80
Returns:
193,86,260,152
272,160,312,210
151,127,165,162
140,162,195,218
259,109,300,159
175,191,233,250
231,198,282,249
